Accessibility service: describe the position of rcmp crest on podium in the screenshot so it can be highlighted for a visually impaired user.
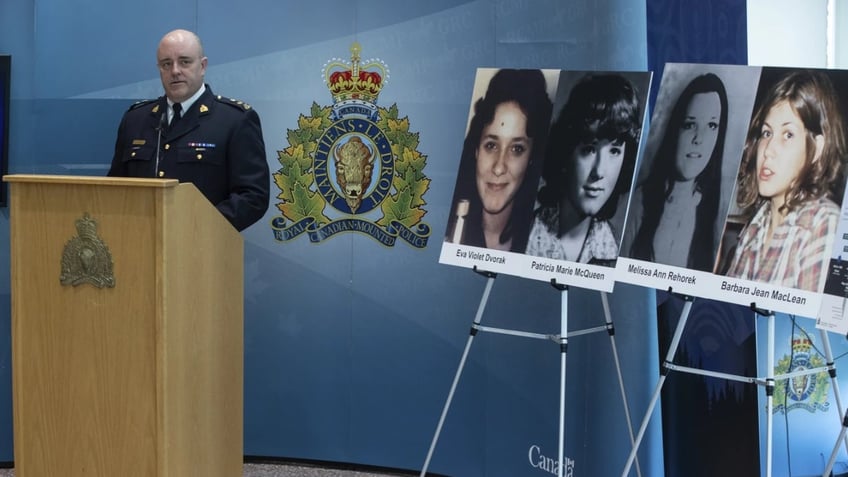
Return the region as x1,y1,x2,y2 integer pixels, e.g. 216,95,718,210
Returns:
59,213,115,288
271,42,431,248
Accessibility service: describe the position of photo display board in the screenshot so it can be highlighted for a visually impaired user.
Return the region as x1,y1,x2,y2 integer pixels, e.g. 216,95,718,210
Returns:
439,68,653,292
816,184,848,332
616,64,848,319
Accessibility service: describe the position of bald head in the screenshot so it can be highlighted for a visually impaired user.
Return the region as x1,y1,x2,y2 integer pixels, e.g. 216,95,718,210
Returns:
156,29,207,103
158,29,204,57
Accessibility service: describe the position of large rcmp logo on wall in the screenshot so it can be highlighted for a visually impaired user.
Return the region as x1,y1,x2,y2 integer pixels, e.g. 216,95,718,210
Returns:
271,43,431,248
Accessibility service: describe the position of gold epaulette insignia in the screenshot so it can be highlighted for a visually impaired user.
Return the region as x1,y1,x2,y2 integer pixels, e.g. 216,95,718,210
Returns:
129,98,157,111
216,95,252,111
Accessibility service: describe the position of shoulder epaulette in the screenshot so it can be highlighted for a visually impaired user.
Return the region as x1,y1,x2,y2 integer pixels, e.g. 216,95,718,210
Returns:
215,95,252,111
128,98,157,111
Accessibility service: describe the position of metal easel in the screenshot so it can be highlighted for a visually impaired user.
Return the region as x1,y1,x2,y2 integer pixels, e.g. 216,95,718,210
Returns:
620,291,848,477
420,267,642,477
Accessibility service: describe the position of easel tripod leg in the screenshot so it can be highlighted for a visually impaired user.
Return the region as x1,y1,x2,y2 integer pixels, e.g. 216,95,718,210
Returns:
819,329,848,476
765,311,775,477
820,329,848,455
553,282,568,477
601,292,641,477
419,273,496,477
621,296,695,477
821,327,848,476
824,413,848,476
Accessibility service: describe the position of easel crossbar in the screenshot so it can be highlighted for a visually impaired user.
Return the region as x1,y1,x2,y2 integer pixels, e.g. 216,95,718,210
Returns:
568,324,611,338
664,363,760,385
472,323,613,342
661,363,831,386
473,324,556,342
773,365,832,382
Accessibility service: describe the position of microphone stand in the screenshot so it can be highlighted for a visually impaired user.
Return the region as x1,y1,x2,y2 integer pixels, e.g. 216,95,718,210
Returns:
154,112,167,177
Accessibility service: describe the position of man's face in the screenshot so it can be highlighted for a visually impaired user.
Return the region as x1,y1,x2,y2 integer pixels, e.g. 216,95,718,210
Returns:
157,32,207,103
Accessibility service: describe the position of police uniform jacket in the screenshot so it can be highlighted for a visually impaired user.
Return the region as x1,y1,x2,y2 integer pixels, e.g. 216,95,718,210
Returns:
108,85,270,231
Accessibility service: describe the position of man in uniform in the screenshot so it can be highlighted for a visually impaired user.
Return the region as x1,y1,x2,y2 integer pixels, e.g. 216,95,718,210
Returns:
108,29,269,232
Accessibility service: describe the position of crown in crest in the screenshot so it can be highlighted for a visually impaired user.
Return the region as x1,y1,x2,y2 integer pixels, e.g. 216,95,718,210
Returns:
75,213,99,240
791,335,813,353
323,42,389,105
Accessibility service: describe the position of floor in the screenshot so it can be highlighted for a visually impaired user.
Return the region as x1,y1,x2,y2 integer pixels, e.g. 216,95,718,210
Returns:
0,462,417,476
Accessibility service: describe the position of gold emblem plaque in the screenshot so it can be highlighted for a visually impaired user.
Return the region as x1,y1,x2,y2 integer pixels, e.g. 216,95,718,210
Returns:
59,213,116,288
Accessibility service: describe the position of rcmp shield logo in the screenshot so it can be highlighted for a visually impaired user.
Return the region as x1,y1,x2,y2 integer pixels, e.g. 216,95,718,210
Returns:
271,43,431,248
773,334,829,413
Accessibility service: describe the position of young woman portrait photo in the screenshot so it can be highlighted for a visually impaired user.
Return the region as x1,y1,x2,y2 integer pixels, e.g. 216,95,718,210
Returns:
525,72,650,267
723,68,848,292
621,63,759,273
445,68,555,253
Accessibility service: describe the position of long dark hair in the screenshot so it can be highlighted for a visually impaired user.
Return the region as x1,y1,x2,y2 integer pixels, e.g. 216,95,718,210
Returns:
536,74,642,229
449,69,553,251
630,73,728,271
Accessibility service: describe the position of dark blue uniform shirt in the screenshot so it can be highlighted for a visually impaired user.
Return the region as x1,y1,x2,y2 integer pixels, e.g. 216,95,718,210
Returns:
108,85,270,231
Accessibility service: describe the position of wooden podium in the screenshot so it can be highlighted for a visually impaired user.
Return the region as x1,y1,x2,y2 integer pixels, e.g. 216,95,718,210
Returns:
5,175,244,477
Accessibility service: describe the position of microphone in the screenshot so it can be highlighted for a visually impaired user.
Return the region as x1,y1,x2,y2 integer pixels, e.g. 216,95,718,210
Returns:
154,111,167,177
